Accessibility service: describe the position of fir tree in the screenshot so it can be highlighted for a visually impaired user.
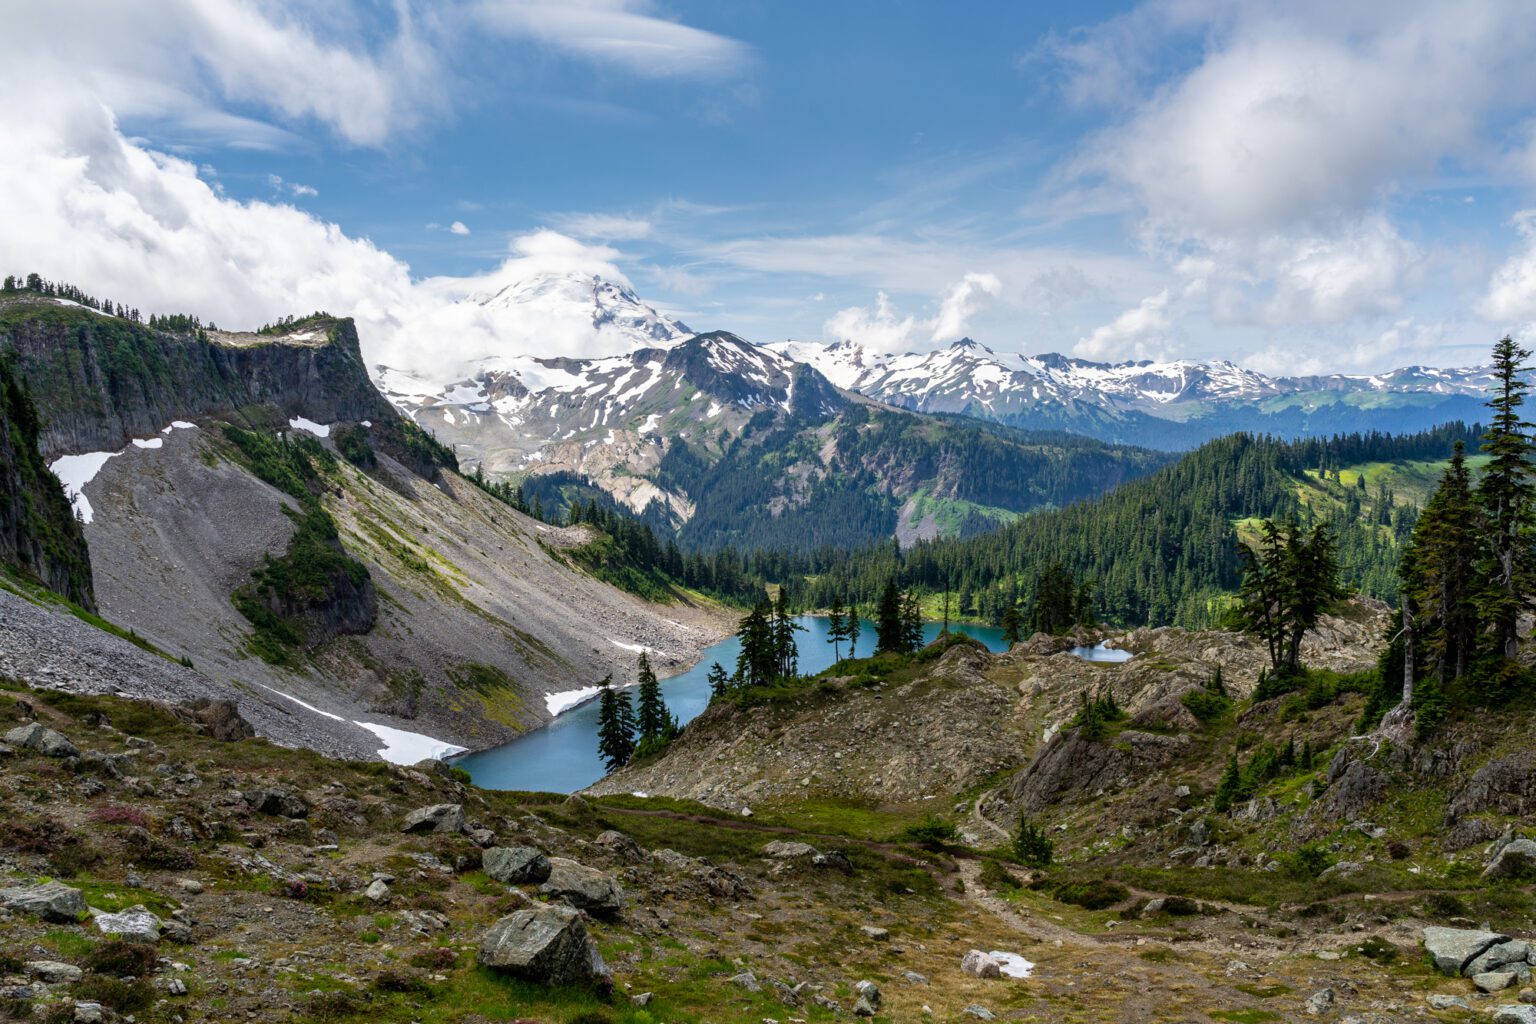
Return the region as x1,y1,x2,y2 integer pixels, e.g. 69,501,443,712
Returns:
846,604,861,658
595,676,636,772
900,589,924,653
1001,604,1023,647
1477,336,1536,660
735,601,775,684
827,597,848,662
875,580,904,654
1237,519,1345,675
634,653,670,741
1014,818,1054,867
1405,441,1480,686
706,662,730,701
771,591,804,679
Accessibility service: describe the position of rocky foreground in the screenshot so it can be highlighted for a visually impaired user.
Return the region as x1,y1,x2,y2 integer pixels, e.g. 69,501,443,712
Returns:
6,614,1536,1023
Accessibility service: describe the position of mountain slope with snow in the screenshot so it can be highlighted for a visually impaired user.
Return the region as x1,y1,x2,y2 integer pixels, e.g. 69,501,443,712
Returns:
772,339,1495,449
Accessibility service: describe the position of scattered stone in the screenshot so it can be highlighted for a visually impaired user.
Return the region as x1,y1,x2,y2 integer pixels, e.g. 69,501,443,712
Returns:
594,830,646,861
176,879,204,894
1427,994,1471,1010
852,996,876,1016
1304,988,1335,1015
252,785,309,819
73,1002,105,1023
468,828,496,848
1494,1007,1536,1024
94,905,162,943
477,904,610,988
1486,838,1536,880
902,971,929,985
165,977,188,996
730,970,762,993
762,841,818,859
25,961,82,983
483,845,552,885
854,980,881,1009
3,722,79,757
540,858,623,917
1423,926,1509,976
962,1005,996,1021
1479,972,1520,993
631,992,653,1007
961,950,1002,979
401,803,465,834
1470,940,1534,977
0,882,87,923
364,879,391,903
860,926,890,941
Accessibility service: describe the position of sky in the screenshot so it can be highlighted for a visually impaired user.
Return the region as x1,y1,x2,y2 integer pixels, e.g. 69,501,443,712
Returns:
6,0,1536,379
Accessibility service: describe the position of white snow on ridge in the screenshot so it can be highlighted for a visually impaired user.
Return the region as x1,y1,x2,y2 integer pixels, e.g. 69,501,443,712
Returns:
609,639,650,653
353,721,468,764
288,417,331,438
545,686,605,717
48,451,118,524
132,438,163,449
160,421,197,434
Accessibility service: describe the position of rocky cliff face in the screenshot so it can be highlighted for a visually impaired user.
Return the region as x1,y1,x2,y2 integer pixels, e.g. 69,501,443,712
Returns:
0,356,92,608
0,298,399,459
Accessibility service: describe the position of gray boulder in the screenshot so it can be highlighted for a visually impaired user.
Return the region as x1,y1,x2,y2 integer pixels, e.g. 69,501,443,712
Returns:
401,803,465,834
477,905,610,988
961,949,1002,978
1470,940,1533,977
594,830,646,862
1304,988,1335,1015
252,785,309,819
26,961,83,983
1427,994,1471,1010
1495,1007,1536,1024
854,980,881,1009
540,857,623,916
762,840,819,859
94,905,162,943
963,1006,997,1021
3,723,78,758
729,970,761,993
1480,973,1521,993
0,882,86,922
1486,838,1536,879
1424,926,1509,976
483,845,552,885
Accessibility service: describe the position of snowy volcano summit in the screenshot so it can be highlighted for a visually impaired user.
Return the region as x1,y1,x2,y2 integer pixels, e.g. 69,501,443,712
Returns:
467,270,692,349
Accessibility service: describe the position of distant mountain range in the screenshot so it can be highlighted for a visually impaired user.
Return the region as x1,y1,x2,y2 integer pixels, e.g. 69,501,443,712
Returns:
770,338,1497,450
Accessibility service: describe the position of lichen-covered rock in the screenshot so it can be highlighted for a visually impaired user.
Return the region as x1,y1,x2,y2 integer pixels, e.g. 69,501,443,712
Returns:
1423,926,1508,976
401,803,464,834
94,905,163,943
482,845,551,885
962,950,1002,979
0,882,86,922
1485,838,1536,880
476,905,610,988
3,722,79,758
540,858,623,916
252,785,309,819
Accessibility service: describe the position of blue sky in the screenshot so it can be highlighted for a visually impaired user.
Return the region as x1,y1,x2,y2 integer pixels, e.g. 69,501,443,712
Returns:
7,1,1536,376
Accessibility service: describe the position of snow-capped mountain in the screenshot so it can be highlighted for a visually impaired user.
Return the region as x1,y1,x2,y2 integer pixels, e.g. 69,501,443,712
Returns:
377,330,845,522
771,338,1496,449
468,270,692,349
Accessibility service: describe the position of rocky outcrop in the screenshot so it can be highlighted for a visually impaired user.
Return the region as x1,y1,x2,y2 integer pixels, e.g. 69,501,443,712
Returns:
483,845,552,884
0,356,92,607
540,858,624,916
477,905,611,988
0,882,87,923
1000,728,1190,817
1449,752,1536,821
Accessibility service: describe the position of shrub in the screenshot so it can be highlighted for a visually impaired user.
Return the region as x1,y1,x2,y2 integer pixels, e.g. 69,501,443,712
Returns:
72,976,156,1013
372,969,430,994
89,805,150,828
407,946,458,971
84,940,158,978
334,425,376,468
1282,843,1334,880
1358,936,1399,962
303,989,369,1021
1053,879,1129,910
1013,818,1054,867
281,878,311,900
903,817,960,849
979,859,1022,892
1181,687,1232,723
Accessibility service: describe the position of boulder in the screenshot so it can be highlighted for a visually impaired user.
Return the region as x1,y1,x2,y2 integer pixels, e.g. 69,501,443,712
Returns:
0,882,86,922
861,925,890,941
854,980,881,1009
1426,994,1471,1011
762,840,819,859
852,996,876,1017
730,970,761,993
26,961,83,983
1469,940,1532,977
477,905,610,988
540,858,623,916
1494,1007,1536,1024
1486,838,1536,880
963,1006,997,1021
961,950,1002,979
1423,926,1509,976
364,879,390,903
171,698,255,742
401,803,465,834
252,785,308,819
1304,989,1334,1015
2,723,78,758
594,830,646,862
94,905,162,943
483,845,552,885
1480,973,1521,993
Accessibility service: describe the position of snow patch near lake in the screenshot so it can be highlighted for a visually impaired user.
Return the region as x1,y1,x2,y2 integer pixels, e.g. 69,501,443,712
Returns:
609,639,649,653
354,721,468,764
989,951,1034,979
545,685,604,717
258,683,467,764
49,451,119,523
131,438,163,449
288,417,331,438
160,421,197,434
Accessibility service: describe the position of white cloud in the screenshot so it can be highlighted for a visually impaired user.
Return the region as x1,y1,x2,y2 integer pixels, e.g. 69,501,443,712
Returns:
469,0,751,79
931,273,1002,342
449,220,471,235
1075,291,1171,361
553,213,653,240
1480,209,1536,323
824,273,1003,353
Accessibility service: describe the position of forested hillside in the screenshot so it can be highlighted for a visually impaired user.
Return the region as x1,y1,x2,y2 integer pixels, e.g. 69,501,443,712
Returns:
798,423,1481,628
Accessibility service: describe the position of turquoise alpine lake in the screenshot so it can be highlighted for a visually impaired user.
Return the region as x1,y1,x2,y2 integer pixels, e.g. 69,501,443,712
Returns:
457,615,1009,794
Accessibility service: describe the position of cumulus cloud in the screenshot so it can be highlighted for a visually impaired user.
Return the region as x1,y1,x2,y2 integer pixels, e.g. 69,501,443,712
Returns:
449,220,471,235
824,274,1003,353
1480,210,1536,323
931,273,1002,342
553,213,654,240
1075,291,1171,361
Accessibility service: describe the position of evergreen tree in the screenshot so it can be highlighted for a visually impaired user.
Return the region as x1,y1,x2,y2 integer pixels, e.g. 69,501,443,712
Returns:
735,601,775,684
875,580,904,654
634,653,670,741
1001,604,1023,647
827,597,848,662
1014,818,1054,867
595,676,636,771
706,662,730,701
1477,336,1536,660
900,589,924,653
771,591,804,678
1237,519,1345,675
846,604,861,658
1405,441,1480,686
